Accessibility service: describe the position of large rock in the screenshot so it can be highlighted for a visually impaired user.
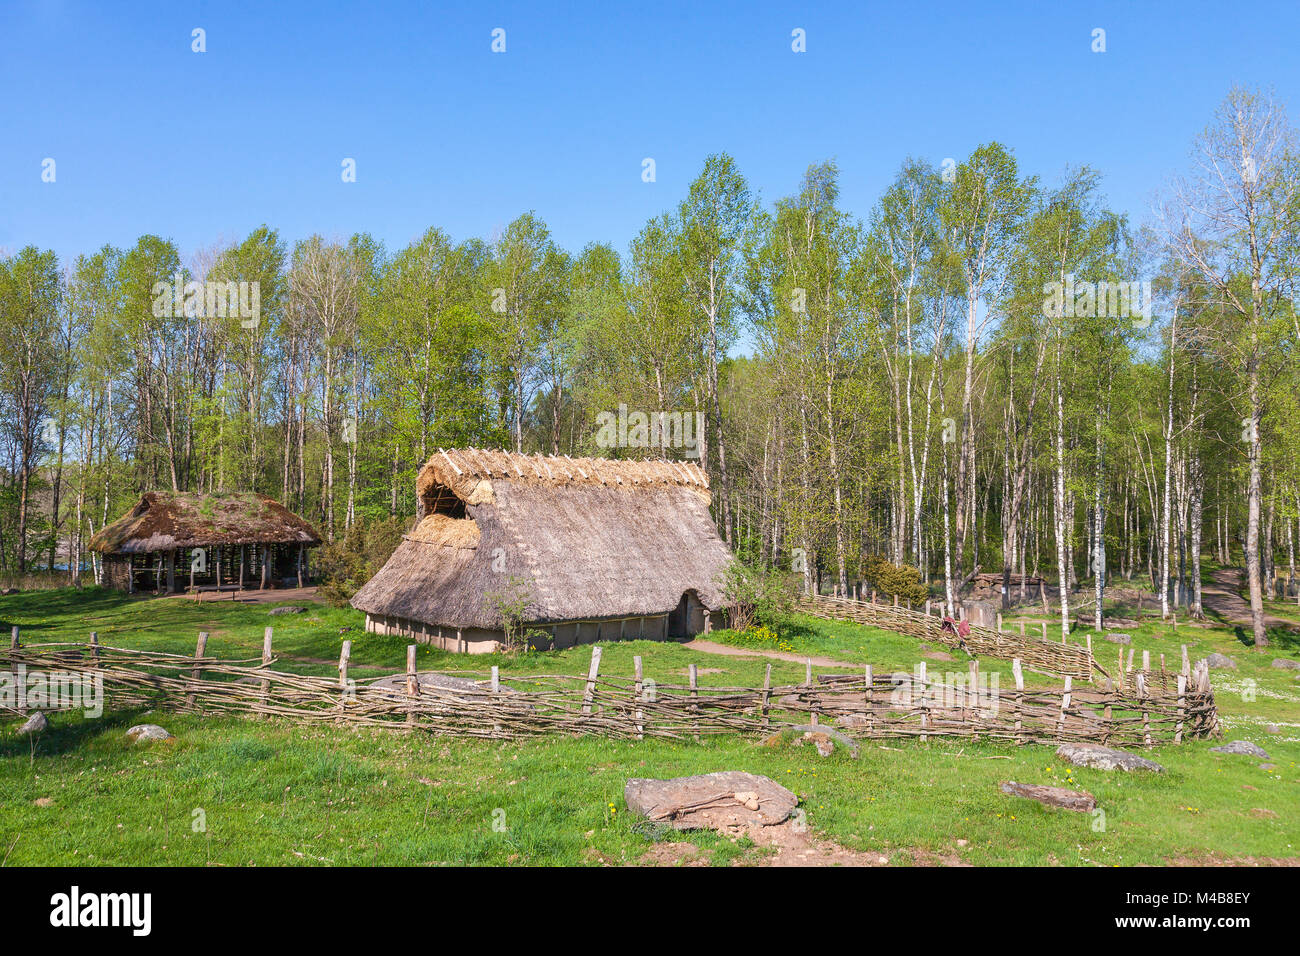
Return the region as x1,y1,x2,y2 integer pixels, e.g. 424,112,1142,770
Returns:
125,724,173,744
1055,742,1164,773
268,605,306,616
368,672,486,694
1104,633,1132,645
1204,653,1237,670
18,712,48,734
1271,658,1300,671
1210,740,1269,759
625,772,798,831
1000,781,1097,812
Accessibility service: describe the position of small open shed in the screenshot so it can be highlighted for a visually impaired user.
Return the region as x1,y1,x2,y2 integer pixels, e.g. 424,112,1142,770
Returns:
88,491,323,595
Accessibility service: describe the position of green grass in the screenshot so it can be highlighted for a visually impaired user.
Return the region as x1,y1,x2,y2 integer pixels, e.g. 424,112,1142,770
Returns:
1,586,1298,866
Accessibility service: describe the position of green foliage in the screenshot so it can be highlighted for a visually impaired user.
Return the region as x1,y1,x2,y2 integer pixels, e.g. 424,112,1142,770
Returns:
861,555,929,606
718,559,794,630
316,515,408,607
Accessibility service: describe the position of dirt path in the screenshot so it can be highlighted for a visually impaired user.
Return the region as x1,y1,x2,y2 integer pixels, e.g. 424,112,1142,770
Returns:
1200,569,1296,631
681,639,862,670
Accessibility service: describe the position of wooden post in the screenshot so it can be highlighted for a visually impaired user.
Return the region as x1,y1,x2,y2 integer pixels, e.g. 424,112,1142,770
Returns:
760,663,772,730
9,625,18,649
1142,649,1150,672
259,626,273,717
337,639,351,719
689,663,700,741
261,545,272,590
89,631,99,666
189,548,196,594
633,655,645,740
1175,673,1187,744
1137,672,1151,747
918,661,929,743
1057,676,1072,740
186,631,208,710
1041,621,1048,640
405,644,418,728
1012,659,1024,745
1117,647,1126,692
581,645,602,715
1102,677,1113,745
864,664,874,736
1181,644,1190,676
1019,622,1025,636
167,549,176,593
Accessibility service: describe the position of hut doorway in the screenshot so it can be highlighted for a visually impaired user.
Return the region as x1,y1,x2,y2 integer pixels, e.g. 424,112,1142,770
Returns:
667,590,702,638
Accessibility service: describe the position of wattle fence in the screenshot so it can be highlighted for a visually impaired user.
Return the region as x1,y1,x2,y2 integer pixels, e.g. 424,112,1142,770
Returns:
1,633,1217,749
797,595,1099,680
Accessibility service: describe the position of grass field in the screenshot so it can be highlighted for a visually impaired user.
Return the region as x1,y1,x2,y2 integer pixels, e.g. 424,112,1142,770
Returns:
1,584,1298,866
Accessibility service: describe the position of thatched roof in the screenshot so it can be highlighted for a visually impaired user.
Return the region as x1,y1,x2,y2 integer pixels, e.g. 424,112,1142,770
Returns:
351,449,732,630
88,491,322,554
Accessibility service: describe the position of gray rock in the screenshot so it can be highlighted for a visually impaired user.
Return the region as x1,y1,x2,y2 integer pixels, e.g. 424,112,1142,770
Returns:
18,712,48,734
125,724,173,744
1204,653,1237,670
1271,658,1300,671
268,605,306,616
1264,724,1281,735
1105,633,1132,645
1210,740,1269,759
1000,781,1097,812
368,672,485,694
1055,742,1165,773
1260,763,1276,771
625,771,798,831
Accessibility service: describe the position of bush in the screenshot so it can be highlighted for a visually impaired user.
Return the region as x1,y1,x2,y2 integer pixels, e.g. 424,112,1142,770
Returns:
316,515,409,607
861,555,928,606
718,559,795,631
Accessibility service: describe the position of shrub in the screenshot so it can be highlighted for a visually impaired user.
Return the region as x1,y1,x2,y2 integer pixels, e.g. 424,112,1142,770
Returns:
317,515,409,607
718,559,795,631
861,554,928,606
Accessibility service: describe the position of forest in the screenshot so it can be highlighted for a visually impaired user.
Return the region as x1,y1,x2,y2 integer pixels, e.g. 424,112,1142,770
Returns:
1,86,1297,648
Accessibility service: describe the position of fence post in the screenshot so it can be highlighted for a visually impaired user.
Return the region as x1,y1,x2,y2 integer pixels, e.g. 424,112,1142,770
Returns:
1057,676,1072,740
968,659,979,739
581,645,602,716
89,631,99,666
1141,649,1150,673
186,631,208,710
1102,677,1113,745
259,626,273,717
1117,647,1126,692
633,655,645,740
1181,644,1190,677
996,612,1002,633
1012,659,1024,745
405,644,418,728
760,663,772,730
337,639,351,720
1175,673,1187,744
9,625,17,649
1040,622,1048,641
1137,672,1151,747
918,660,928,744
688,663,700,741
864,664,874,736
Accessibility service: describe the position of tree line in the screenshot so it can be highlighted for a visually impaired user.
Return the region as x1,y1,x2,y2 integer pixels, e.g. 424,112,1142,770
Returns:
1,86,1297,646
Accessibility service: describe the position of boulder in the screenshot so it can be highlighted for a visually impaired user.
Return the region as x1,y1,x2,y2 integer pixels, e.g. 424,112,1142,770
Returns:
1055,742,1165,773
1210,740,1269,759
625,771,798,831
125,724,173,744
1104,633,1132,645
1000,781,1097,812
368,672,486,694
1204,653,1237,670
1271,658,1300,671
18,712,48,734
268,605,306,616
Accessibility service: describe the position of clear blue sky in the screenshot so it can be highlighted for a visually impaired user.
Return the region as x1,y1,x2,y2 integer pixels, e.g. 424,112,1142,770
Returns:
3,0,1298,266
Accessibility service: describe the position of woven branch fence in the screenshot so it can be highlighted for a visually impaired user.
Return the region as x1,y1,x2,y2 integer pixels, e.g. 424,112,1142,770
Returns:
0,633,1217,749
798,595,1098,680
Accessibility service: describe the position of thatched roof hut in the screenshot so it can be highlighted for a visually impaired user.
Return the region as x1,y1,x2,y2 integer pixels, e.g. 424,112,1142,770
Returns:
351,449,735,653
89,491,322,594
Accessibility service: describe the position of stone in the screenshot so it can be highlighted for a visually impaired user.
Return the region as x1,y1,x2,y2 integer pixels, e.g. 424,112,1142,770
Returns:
268,605,306,616
17,712,48,734
1264,724,1281,735
1271,658,1300,671
1055,742,1165,773
625,772,798,831
1204,653,1237,670
1210,740,1269,758
368,672,487,694
125,724,173,744
1000,781,1097,812
1105,633,1132,645
1260,763,1276,771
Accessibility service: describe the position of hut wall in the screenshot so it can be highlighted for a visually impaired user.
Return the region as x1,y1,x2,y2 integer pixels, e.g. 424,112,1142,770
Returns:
102,555,133,591
362,610,705,654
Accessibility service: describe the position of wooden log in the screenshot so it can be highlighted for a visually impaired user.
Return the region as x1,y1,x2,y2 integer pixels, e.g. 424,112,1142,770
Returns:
260,626,274,717
760,663,772,730
90,631,99,665
633,655,645,740
338,639,351,720
10,626,17,649
405,644,418,728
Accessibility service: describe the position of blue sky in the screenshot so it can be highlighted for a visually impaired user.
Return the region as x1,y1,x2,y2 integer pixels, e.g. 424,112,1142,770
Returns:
2,0,1298,266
